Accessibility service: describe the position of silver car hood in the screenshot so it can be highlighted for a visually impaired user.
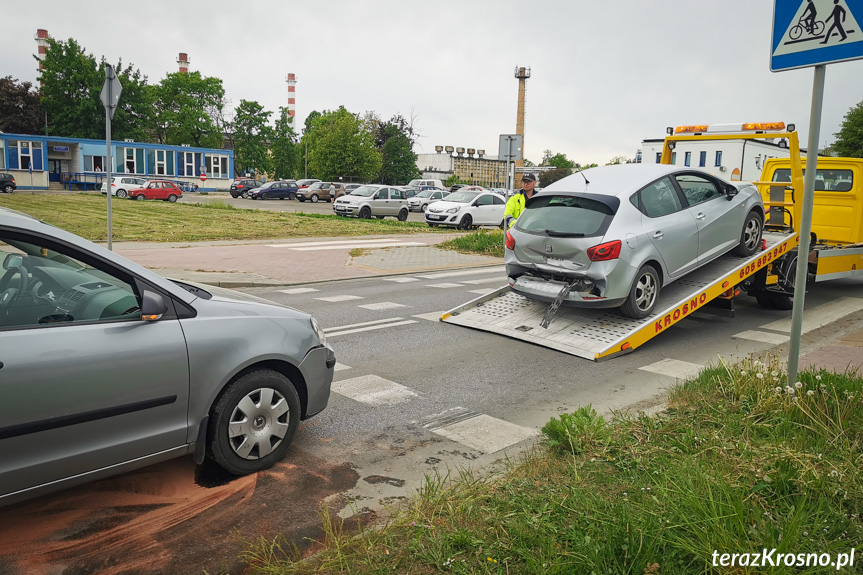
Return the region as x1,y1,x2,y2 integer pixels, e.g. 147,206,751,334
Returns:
169,278,305,314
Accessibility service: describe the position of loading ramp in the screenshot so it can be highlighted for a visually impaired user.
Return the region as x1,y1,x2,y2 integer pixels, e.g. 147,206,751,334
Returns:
441,231,799,360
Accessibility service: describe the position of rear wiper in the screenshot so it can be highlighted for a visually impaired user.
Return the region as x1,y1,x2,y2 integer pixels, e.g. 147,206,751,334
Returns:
544,230,585,238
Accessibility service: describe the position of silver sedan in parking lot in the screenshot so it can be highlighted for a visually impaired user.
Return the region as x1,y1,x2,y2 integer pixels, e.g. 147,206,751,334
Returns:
0,207,334,506
505,164,764,318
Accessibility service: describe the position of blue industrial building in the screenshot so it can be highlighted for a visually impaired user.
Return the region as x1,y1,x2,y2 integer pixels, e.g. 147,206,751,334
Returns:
0,133,234,191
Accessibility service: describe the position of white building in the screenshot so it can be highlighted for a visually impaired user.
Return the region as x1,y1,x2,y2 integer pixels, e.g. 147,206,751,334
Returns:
639,136,800,182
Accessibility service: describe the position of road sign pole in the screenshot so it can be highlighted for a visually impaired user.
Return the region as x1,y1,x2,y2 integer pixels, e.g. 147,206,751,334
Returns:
787,64,826,386
105,64,114,251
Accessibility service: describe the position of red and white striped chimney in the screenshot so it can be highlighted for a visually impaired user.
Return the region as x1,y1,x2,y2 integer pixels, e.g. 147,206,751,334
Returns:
35,29,50,71
177,53,189,74
285,73,297,126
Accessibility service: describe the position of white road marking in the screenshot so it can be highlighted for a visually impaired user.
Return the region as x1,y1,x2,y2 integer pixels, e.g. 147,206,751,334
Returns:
382,277,420,283
332,375,418,406
292,242,426,251
462,277,507,285
429,414,538,453
267,239,427,248
327,320,418,337
412,311,446,321
733,330,791,344
277,287,320,294
358,302,408,311
639,358,704,380
325,317,407,332
469,288,499,295
334,363,351,371
416,266,506,279
760,297,863,334
426,283,464,289
316,295,364,303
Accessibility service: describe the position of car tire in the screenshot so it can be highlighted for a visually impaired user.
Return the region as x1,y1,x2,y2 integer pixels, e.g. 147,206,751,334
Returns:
732,210,763,257
167,194,178,203
397,209,408,222
458,214,473,230
620,264,661,319
230,192,238,198
421,204,429,212
359,207,371,219
259,192,268,200
242,191,249,199
117,189,128,199
289,193,297,200
310,194,319,203
2,185,13,194
207,369,300,476
298,198,305,202
135,194,146,201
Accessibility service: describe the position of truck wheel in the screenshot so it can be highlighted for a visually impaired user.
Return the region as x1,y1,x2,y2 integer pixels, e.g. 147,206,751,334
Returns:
733,211,763,256
208,369,300,475
620,264,660,319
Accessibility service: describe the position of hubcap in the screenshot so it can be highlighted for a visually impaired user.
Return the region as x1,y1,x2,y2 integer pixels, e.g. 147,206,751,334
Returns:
227,387,290,460
635,273,657,311
744,218,761,251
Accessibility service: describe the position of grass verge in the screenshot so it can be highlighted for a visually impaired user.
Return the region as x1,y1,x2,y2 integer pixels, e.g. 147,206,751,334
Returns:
241,356,863,574
438,229,504,258
0,194,447,242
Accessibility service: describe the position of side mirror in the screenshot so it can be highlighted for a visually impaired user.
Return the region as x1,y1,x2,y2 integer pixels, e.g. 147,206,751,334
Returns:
141,290,168,321
726,186,739,200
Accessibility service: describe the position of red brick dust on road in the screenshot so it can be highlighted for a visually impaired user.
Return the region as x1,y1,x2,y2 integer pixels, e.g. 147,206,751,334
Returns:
0,448,359,575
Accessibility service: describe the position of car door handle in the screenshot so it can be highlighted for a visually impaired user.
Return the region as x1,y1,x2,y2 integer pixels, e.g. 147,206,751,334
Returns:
652,232,664,240
695,213,706,220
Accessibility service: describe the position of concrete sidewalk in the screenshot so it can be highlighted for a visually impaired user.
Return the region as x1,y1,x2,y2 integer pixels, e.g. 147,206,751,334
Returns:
111,233,503,287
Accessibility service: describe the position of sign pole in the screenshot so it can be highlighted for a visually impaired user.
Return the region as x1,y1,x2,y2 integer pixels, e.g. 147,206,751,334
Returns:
787,64,826,386
105,64,114,251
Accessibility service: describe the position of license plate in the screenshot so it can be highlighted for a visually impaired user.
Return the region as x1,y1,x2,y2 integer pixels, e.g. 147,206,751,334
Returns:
335,206,347,211
546,257,570,267
515,277,566,295
429,215,444,221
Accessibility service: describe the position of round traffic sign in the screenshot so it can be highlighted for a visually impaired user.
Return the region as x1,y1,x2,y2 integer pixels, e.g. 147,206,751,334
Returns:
200,173,207,182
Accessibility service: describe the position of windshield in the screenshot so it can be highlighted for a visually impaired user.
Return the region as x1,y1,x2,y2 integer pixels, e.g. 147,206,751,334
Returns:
351,186,379,197
259,182,276,189
415,190,434,198
308,182,324,190
772,168,853,191
445,191,480,203
515,195,616,238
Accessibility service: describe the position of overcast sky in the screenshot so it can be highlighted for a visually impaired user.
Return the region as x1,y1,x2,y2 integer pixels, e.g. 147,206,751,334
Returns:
4,0,862,165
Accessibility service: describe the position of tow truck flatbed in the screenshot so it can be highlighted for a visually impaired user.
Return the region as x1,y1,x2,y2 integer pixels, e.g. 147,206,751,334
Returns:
441,231,798,360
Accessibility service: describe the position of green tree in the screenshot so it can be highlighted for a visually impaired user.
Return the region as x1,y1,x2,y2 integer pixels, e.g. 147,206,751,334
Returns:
522,158,536,167
547,153,575,170
272,107,299,179
379,127,419,184
831,100,863,157
0,76,43,134
151,71,224,148
38,38,150,141
445,174,470,187
231,100,273,177
605,155,632,165
538,167,572,187
306,107,381,182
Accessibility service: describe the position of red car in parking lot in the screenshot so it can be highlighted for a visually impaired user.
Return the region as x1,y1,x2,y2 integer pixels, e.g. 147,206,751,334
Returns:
129,180,184,202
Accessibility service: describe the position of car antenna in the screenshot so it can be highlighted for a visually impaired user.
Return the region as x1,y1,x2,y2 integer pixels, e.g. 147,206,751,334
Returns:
576,170,590,187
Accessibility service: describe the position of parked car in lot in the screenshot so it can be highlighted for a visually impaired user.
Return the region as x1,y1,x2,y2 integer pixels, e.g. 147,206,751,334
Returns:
230,178,264,198
505,164,764,318
0,173,16,193
0,206,334,506
344,183,362,194
332,185,409,220
296,182,346,203
247,180,299,200
296,178,321,190
100,176,149,198
408,188,450,212
408,178,447,190
397,186,420,199
425,190,506,229
129,180,184,202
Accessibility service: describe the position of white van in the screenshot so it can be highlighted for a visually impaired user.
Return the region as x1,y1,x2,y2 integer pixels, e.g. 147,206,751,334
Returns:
408,178,447,190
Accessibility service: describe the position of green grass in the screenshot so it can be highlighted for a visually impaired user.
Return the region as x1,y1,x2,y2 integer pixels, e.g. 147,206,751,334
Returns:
241,356,863,574
0,194,448,242
438,229,505,258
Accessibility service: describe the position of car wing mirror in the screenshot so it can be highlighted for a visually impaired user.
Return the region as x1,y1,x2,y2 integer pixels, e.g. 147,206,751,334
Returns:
726,186,739,200
141,290,168,321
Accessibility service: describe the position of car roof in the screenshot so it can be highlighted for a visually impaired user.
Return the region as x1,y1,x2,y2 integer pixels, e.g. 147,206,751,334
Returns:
543,164,723,197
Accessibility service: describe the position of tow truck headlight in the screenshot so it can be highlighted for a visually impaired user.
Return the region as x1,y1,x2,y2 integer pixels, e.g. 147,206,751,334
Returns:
446,207,460,214
310,317,327,346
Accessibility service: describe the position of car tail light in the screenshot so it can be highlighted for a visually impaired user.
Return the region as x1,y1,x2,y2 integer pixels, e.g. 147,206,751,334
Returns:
505,229,515,250
587,240,621,261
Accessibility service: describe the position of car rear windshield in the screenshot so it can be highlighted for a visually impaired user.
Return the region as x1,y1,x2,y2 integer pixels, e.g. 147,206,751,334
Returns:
515,195,617,237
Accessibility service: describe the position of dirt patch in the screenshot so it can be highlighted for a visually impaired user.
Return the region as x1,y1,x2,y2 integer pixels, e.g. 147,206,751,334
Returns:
0,450,359,575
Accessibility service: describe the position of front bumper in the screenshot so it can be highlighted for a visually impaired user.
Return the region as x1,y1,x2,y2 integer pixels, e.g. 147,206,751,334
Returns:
298,344,335,419
333,203,359,215
425,212,459,225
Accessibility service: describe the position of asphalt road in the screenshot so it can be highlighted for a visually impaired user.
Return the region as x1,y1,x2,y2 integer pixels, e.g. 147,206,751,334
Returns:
179,192,431,223
3,267,862,574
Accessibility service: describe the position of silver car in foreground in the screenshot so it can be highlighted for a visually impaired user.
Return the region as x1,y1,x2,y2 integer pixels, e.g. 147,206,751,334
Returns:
0,207,334,506
505,164,764,318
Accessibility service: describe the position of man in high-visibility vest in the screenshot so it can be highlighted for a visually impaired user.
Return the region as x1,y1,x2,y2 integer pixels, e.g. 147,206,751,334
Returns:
504,172,537,227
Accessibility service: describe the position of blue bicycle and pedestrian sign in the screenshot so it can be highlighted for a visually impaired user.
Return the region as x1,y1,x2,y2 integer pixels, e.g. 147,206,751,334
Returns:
771,0,863,70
